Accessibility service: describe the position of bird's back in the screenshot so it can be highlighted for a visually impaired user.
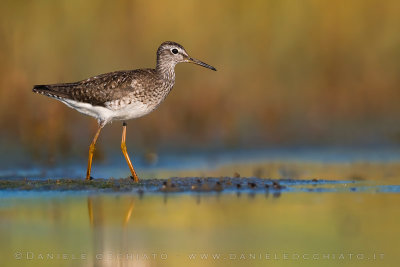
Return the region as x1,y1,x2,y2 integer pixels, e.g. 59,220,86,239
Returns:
33,69,173,108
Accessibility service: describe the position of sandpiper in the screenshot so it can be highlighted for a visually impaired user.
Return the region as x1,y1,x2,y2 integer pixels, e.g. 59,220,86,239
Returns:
33,41,216,181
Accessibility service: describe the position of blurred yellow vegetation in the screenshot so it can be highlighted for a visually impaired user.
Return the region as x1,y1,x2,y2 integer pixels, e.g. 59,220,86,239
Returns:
1,0,400,163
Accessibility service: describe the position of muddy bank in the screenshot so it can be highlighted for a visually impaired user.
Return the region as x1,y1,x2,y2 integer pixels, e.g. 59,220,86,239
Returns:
0,177,354,193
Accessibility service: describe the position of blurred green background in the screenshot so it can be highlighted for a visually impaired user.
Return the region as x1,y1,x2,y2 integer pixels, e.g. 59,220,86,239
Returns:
1,0,400,166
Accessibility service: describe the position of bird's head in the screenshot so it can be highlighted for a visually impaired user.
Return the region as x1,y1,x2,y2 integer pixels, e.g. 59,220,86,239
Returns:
156,41,216,71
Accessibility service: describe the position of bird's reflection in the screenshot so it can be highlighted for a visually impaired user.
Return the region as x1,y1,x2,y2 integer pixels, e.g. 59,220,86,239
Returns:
122,199,135,227
87,196,136,266
87,197,94,226
87,196,135,228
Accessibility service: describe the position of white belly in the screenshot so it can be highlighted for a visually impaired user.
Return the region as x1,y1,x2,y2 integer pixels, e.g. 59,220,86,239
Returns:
59,98,153,123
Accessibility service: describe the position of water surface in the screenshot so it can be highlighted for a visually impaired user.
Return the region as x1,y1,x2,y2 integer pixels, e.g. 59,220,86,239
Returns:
1,190,399,266
1,149,399,266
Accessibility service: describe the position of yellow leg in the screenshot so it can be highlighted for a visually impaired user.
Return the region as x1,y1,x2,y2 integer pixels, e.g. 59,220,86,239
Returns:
86,123,104,180
121,122,139,182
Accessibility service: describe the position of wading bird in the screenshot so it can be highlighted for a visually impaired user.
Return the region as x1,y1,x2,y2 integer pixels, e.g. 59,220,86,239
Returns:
33,41,216,181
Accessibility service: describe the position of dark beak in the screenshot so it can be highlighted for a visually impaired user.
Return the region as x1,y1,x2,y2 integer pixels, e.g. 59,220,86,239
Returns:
187,57,217,71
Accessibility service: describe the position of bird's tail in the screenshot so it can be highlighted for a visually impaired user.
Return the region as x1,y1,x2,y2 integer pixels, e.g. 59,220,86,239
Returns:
32,84,68,99
32,84,50,94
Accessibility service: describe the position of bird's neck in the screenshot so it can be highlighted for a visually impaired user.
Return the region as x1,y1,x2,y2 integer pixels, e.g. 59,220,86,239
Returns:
156,60,176,82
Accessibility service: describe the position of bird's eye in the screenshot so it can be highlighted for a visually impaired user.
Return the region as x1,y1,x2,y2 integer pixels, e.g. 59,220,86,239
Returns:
171,48,178,54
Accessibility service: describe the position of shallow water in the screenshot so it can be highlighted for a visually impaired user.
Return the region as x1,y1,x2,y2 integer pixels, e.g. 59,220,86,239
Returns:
0,191,399,267
2,147,400,182
1,149,399,266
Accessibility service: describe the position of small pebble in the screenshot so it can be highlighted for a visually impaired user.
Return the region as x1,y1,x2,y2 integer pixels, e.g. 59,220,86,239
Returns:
273,181,284,190
248,182,257,189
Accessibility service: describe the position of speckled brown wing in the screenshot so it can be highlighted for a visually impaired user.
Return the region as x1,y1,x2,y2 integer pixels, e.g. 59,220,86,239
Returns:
33,70,155,107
